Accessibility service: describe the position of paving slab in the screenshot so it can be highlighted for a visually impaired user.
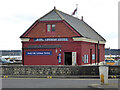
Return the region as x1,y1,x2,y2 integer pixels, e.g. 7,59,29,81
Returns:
88,83,119,90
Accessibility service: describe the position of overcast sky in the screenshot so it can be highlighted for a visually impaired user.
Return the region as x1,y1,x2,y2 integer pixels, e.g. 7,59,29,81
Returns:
0,0,119,50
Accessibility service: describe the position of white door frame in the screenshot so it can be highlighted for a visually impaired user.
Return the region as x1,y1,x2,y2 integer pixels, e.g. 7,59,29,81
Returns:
72,52,77,65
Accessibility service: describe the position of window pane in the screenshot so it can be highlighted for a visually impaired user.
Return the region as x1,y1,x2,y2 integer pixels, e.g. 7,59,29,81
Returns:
92,54,95,60
47,24,51,32
52,24,55,32
87,55,88,63
84,55,86,63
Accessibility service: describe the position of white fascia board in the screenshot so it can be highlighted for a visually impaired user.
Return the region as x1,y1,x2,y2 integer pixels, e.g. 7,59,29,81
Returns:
72,37,106,44
21,38,30,42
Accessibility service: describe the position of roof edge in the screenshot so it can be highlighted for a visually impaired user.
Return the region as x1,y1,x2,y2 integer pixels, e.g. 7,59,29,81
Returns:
81,20,106,42
62,20,82,37
20,20,39,38
38,9,55,21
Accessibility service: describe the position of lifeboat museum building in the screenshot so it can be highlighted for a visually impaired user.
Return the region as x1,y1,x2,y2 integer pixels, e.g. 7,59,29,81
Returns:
20,8,106,65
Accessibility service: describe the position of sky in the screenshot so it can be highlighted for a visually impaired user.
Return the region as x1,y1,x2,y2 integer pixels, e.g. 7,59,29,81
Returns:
0,0,119,50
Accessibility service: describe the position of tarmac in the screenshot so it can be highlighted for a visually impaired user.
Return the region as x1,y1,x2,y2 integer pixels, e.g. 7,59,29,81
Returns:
1,75,120,90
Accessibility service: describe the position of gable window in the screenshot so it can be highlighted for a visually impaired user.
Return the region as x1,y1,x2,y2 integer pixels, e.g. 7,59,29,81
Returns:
52,24,55,32
47,24,51,32
47,24,55,33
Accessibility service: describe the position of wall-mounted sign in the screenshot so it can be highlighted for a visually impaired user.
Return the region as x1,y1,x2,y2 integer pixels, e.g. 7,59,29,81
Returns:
34,38,68,41
58,53,61,64
26,51,52,55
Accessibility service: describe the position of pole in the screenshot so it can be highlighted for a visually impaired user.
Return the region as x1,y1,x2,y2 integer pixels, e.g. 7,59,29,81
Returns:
95,44,96,65
76,4,78,17
97,41,99,65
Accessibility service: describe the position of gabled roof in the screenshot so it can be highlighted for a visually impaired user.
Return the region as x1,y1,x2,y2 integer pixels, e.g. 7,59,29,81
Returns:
21,8,106,42
38,8,106,41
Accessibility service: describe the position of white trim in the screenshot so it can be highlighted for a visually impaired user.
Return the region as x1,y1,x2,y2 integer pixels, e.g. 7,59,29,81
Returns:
72,52,77,66
72,37,106,44
21,38,30,42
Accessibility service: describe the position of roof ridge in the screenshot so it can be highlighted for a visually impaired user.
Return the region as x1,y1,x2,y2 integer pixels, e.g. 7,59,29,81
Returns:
56,9,82,21
54,9,65,20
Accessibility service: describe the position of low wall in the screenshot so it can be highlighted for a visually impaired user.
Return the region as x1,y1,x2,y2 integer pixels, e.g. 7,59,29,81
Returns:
1,66,120,76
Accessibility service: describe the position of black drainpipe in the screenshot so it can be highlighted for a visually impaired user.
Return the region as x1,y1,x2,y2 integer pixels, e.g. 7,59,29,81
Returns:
95,44,96,65
22,48,24,65
97,41,99,65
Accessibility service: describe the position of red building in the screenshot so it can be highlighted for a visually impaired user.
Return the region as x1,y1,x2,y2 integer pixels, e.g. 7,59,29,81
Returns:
20,8,106,65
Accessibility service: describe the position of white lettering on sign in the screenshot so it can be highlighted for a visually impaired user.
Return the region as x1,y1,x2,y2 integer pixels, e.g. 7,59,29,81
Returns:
26,51,52,55
34,38,68,41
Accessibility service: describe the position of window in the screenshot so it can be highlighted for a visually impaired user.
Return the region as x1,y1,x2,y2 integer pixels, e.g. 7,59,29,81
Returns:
92,54,95,60
47,24,51,32
47,24,55,32
52,24,55,32
83,54,88,63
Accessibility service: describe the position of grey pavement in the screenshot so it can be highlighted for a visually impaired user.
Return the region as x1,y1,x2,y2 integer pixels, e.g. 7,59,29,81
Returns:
88,84,119,90
1,78,119,89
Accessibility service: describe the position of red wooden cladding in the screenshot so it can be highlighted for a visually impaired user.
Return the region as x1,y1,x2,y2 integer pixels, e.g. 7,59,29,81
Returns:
22,40,105,65
24,21,79,38
21,20,105,65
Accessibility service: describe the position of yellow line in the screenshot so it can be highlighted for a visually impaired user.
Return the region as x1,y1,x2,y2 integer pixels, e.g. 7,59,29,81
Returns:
0,78,115,80
0,77,118,80
0,78,99,80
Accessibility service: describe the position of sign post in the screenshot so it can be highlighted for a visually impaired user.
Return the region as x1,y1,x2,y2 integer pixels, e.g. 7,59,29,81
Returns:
99,65,109,85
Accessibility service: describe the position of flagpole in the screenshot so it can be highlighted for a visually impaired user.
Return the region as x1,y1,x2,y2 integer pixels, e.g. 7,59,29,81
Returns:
71,4,78,16
76,4,78,17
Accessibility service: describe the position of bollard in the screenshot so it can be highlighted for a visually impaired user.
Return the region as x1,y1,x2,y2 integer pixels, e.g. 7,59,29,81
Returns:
49,76,52,79
47,76,52,79
3,76,8,78
99,65,109,85
100,74,104,84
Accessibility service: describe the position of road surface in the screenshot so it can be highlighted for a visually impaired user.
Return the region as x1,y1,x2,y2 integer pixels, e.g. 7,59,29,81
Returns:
1,78,119,88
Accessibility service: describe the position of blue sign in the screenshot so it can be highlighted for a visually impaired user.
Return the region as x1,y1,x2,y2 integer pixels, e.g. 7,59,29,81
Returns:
34,38,68,41
26,51,52,55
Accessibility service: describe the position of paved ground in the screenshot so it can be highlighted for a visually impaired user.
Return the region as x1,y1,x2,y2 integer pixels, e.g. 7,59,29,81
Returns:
1,78,119,89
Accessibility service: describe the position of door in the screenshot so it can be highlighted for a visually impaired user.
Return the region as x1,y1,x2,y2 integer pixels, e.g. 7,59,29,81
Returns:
64,52,72,65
